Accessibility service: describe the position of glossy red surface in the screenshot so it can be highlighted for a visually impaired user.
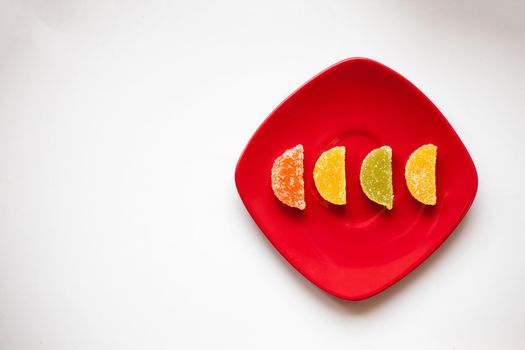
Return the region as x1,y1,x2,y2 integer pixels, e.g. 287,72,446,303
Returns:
235,58,478,300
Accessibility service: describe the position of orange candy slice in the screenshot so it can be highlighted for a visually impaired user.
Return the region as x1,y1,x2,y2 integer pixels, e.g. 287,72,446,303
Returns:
405,144,437,205
313,146,346,205
271,144,305,210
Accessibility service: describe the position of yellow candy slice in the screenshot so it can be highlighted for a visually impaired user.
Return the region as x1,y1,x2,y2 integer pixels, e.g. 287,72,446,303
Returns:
360,146,393,209
405,144,437,205
313,146,346,205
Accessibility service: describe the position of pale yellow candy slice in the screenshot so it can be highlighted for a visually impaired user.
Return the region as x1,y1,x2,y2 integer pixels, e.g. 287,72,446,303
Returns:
405,144,437,205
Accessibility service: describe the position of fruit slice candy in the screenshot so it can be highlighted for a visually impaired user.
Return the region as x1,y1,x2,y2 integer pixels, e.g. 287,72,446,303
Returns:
405,144,437,205
360,146,393,209
271,144,305,210
313,146,346,205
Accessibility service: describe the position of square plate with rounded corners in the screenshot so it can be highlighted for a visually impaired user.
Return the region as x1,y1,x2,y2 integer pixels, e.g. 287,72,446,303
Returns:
235,58,477,300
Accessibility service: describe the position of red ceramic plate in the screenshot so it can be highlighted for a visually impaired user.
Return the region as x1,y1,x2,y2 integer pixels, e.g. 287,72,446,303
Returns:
235,58,478,300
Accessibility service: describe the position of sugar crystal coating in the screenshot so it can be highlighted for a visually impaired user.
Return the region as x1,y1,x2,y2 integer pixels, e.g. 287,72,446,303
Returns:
405,144,437,205
360,146,393,209
271,144,305,210
313,146,346,205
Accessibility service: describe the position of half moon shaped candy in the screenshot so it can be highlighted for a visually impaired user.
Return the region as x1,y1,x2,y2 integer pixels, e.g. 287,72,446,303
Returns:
313,146,346,205
359,146,393,210
405,144,437,205
271,144,306,210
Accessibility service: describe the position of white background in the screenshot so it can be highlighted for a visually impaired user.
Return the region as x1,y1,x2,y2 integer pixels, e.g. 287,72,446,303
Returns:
0,1,524,349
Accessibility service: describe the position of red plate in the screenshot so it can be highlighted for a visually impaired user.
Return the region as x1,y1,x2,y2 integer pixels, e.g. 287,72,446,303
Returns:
235,58,478,300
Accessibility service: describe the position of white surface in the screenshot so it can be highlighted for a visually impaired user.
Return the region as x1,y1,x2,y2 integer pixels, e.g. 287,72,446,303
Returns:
0,1,524,349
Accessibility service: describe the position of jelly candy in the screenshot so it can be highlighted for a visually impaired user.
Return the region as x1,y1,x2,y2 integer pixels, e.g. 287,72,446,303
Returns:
271,144,306,209
405,144,437,205
313,146,346,205
360,146,393,209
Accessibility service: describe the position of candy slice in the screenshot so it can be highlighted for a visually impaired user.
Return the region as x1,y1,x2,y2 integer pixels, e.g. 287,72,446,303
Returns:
313,146,346,205
271,144,305,210
360,146,393,209
405,144,437,205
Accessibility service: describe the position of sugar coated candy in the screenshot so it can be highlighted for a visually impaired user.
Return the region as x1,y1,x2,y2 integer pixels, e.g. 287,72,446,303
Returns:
360,146,393,209
271,144,305,210
313,146,346,205
405,144,437,205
